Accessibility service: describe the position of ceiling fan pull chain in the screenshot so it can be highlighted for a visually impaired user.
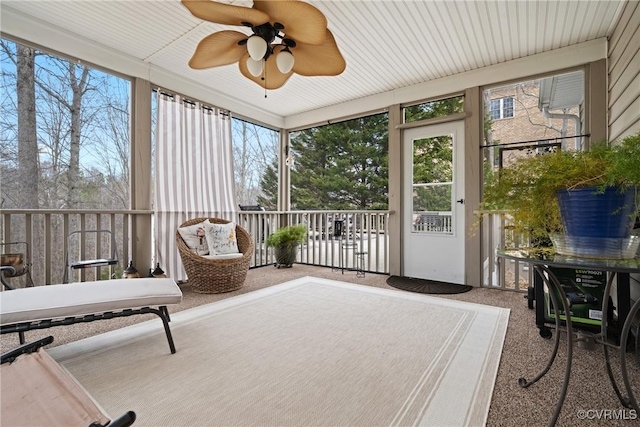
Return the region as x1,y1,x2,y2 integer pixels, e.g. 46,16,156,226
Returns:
264,62,268,99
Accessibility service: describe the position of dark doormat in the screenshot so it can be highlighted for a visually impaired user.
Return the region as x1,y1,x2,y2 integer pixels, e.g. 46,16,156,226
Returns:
386,275,473,294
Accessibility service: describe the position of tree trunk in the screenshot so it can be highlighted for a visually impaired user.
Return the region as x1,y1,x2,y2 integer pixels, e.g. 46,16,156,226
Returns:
66,63,88,208
16,45,42,285
16,45,39,208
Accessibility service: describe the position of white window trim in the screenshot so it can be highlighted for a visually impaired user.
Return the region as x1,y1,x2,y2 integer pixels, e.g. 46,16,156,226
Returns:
490,97,514,120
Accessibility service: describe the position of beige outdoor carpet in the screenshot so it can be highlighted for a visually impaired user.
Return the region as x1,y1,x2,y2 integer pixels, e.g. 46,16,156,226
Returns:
49,276,510,427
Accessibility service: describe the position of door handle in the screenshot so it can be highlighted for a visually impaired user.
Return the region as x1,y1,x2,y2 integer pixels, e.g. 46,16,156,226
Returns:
456,199,465,204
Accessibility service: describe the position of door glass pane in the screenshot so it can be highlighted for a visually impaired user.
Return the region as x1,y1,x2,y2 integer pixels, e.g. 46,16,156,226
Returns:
412,135,454,234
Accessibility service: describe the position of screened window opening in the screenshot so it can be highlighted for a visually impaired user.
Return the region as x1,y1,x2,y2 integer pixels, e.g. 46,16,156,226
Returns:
403,95,464,123
231,118,279,209
1,38,132,211
289,113,389,211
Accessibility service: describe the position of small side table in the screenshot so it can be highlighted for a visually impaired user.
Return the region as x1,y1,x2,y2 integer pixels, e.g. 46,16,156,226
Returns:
355,251,368,277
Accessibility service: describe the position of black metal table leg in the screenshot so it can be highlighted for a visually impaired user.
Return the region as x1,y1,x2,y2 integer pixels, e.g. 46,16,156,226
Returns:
519,265,573,427
600,272,633,408
620,298,640,411
534,268,552,339
498,249,640,427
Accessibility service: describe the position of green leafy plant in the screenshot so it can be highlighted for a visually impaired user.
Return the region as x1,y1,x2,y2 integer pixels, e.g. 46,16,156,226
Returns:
482,132,640,244
266,224,308,248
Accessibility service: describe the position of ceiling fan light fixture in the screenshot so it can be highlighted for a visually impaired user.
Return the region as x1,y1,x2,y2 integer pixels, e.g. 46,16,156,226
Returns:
246,57,264,77
276,48,295,74
247,35,267,60
183,0,346,90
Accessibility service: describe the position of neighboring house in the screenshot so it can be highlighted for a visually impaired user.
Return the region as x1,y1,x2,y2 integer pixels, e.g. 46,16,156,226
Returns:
485,73,582,168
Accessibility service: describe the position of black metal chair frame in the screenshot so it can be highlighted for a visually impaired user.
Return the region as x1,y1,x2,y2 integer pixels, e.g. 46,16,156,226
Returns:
0,241,34,288
63,229,119,283
1,305,177,354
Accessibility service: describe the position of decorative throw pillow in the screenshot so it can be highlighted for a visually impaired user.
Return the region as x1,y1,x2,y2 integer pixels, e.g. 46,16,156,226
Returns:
204,222,240,255
177,220,210,255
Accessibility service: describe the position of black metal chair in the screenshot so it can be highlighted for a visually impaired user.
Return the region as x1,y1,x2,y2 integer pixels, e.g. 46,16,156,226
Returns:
63,230,119,283
1,266,25,343
0,242,34,288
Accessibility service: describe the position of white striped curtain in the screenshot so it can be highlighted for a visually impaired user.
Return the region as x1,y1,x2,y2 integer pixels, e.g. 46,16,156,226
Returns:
155,93,236,280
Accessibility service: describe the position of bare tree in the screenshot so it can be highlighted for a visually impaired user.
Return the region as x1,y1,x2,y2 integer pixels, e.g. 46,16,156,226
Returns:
0,41,39,209
16,45,39,208
2,39,130,284
90,76,130,208
516,83,570,137
36,60,92,208
0,42,43,285
232,119,278,205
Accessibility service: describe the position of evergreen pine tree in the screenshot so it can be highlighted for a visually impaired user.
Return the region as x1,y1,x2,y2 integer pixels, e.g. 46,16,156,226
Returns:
289,113,389,210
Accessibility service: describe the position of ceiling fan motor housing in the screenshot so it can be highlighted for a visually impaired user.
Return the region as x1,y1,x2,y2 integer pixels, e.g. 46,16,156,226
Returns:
252,22,287,60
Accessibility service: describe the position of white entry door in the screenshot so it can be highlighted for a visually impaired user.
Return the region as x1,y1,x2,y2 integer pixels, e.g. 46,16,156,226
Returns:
402,121,465,284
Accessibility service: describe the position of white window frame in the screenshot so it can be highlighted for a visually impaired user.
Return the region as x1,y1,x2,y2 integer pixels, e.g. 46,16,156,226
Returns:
490,97,514,120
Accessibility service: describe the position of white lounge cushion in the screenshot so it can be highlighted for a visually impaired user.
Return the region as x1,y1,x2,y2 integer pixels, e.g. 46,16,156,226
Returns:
0,278,182,326
201,253,244,261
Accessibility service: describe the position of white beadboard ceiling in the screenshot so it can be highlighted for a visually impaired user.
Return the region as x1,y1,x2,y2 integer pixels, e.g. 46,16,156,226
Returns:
1,0,626,127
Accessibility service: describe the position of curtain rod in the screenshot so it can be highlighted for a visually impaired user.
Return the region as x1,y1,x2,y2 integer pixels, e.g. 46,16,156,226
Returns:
155,88,229,115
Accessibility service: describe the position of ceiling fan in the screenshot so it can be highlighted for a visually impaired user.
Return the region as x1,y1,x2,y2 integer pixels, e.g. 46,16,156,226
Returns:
181,0,346,90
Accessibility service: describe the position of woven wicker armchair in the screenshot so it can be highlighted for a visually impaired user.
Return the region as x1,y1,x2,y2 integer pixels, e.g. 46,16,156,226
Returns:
176,218,254,294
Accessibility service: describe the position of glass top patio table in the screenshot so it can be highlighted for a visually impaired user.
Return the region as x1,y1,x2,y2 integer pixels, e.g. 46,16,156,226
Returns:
497,249,640,426
499,249,640,273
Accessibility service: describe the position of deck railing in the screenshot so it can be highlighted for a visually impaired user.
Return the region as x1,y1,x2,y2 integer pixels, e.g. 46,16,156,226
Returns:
238,210,390,274
2,208,526,290
478,210,531,292
1,209,390,286
1,209,152,286
412,211,452,233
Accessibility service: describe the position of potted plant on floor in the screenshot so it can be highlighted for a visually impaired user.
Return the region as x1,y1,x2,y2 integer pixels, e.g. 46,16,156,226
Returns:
266,224,308,268
482,131,640,258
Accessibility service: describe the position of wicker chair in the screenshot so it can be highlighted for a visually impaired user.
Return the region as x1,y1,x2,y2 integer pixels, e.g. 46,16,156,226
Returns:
176,218,254,294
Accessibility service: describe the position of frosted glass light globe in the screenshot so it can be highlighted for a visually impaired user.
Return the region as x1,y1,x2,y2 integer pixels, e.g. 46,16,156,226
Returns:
276,50,294,74
246,58,263,77
247,36,267,61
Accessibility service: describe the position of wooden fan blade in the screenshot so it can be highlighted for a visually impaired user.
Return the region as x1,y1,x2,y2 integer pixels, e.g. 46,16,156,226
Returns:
238,51,293,90
292,30,346,76
188,31,248,69
253,1,327,45
182,0,269,26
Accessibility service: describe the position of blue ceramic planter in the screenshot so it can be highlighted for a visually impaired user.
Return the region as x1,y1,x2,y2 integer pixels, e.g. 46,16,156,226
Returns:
556,187,635,238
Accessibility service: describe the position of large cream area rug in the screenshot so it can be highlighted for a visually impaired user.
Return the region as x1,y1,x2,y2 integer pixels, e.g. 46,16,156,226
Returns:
49,276,510,427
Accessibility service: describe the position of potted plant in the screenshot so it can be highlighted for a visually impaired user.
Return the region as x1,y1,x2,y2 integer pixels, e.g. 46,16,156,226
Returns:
266,224,308,268
482,132,640,258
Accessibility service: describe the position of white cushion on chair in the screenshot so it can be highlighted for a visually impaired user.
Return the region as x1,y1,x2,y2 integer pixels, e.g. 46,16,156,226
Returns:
0,278,182,326
201,253,243,261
